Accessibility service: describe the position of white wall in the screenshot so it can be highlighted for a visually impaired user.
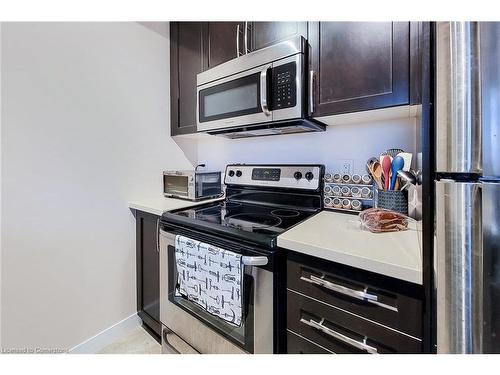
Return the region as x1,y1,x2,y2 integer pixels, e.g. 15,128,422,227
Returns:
176,110,418,174
0,22,192,351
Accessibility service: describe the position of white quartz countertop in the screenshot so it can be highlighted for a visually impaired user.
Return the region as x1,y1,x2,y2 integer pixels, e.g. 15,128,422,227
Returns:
277,210,423,284
128,196,223,216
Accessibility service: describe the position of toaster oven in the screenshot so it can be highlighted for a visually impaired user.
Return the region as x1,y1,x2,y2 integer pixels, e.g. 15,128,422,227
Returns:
163,170,222,201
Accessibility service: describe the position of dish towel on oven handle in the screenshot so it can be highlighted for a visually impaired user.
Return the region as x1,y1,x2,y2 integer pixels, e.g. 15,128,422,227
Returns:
174,235,243,326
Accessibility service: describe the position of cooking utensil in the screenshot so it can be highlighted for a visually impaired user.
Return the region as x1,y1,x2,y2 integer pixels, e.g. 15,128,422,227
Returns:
396,152,413,172
383,148,405,158
369,161,384,190
390,156,405,190
366,157,379,173
382,156,392,191
397,170,417,190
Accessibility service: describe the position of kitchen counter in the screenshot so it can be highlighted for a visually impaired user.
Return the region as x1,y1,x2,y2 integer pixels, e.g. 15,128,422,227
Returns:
277,210,422,284
128,196,223,216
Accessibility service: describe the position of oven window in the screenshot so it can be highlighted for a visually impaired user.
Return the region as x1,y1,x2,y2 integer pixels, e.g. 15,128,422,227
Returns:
196,173,221,198
199,72,262,123
167,245,254,352
164,175,188,196
204,83,257,117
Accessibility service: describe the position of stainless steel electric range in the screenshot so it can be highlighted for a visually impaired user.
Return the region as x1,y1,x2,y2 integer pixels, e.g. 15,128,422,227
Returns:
159,164,324,354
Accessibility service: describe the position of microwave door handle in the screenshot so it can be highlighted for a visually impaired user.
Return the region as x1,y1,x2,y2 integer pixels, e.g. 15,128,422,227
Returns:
260,67,271,116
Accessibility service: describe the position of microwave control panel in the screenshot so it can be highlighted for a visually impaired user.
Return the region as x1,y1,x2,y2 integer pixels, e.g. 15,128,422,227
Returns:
271,62,296,110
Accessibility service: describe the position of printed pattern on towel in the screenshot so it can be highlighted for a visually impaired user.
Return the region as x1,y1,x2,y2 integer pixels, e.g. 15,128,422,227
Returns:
175,235,243,326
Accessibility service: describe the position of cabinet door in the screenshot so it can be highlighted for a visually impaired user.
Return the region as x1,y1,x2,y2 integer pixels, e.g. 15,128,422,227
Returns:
250,22,307,51
309,22,410,117
206,22,245,68
170,22,206,136
136,211,161,339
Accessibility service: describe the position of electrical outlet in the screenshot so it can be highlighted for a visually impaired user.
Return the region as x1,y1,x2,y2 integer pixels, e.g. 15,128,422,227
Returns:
340,159,353,175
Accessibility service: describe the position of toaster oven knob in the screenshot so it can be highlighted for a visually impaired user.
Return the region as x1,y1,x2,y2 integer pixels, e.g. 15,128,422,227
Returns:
294,171,303,180
228,170,235,177
305,172,314,181
236,170,242,177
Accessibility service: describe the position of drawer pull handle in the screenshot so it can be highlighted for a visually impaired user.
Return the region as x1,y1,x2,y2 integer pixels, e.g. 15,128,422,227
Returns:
300,275,398,312
300,318,378,354
301,275,377,301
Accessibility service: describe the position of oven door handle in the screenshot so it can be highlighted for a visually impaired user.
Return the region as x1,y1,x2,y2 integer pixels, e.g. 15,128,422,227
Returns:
241,255,268,266
260,66,271,116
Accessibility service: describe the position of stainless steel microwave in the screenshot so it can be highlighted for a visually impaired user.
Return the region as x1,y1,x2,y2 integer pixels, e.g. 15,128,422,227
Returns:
163,171,222,201
196,36,325,138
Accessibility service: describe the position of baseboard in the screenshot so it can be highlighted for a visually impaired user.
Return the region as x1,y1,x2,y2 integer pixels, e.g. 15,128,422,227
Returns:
68,313,141,354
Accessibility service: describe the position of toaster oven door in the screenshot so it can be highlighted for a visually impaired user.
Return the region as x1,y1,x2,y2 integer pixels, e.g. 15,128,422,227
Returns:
163,174,192,199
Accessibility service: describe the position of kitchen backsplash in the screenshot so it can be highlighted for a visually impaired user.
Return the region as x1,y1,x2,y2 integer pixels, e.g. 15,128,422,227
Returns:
173,113,418,174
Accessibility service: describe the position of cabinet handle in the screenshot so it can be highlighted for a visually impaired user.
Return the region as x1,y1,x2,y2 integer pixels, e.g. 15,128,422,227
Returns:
300,275,398,312
236,24,242,57
300,318,378,354
244,21,249,54
301,275,378,301
308,70,315,115
260,66,271,116
156,218,160,253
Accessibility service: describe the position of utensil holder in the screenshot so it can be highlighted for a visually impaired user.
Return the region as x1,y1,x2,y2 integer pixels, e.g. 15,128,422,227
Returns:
375,189,408,215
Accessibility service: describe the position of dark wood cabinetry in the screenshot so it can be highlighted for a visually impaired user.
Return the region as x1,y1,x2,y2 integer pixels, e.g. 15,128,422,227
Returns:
135,210,161,340
308,22,411,117
206,22,245,68
285,252,424,354
250,22,307,51
170,22,206,136
169,21,422,137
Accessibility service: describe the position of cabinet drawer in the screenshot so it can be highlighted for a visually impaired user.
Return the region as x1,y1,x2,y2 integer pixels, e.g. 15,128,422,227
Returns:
287,290,422,354
287,330,333,354
287,257,422,338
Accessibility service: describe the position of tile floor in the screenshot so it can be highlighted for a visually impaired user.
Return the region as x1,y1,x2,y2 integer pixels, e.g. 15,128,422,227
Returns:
98,326,161,354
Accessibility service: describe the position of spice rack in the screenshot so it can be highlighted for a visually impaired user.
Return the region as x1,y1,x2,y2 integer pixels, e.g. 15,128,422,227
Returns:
322,173,375,213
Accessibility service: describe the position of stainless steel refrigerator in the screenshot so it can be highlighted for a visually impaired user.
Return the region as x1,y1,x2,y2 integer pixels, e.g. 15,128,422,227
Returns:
436,21,500,353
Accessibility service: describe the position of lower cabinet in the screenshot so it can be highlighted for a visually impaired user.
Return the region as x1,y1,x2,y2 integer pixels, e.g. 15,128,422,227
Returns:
286,252,425,354
135,210,161,341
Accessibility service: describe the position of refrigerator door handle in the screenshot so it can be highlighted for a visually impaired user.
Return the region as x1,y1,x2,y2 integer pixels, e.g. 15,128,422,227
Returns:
436,180,483,353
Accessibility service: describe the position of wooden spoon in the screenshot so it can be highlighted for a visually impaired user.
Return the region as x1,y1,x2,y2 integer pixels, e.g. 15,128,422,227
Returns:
382,155,392,191
369,161,384,190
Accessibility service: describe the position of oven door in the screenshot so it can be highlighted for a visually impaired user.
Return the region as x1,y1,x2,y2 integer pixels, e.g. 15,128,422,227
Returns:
159,226,274,354
197,64,273,132
163,174,193,199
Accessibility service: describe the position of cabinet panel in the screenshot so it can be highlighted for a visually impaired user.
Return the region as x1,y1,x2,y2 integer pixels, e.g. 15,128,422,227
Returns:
170,22,206,136
287,330,332,354
309,22,410,116
287,257,423,338
250,22,307,51
206,22,244,68
287,290,422,354
136,210,161,339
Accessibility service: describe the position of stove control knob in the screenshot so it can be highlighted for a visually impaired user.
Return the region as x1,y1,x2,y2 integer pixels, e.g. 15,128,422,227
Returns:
228,170,235,177
294,171,303,180
305,172,314,181
236,170,243,177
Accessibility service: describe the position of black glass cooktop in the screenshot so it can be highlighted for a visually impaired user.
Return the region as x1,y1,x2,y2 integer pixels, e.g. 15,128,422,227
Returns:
161,199,319,249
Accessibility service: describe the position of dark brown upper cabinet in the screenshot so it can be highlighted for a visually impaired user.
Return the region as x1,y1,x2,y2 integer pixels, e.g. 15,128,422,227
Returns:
249,22,308,51
308,22,411,117
206,22,246,68
170,22,206,136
